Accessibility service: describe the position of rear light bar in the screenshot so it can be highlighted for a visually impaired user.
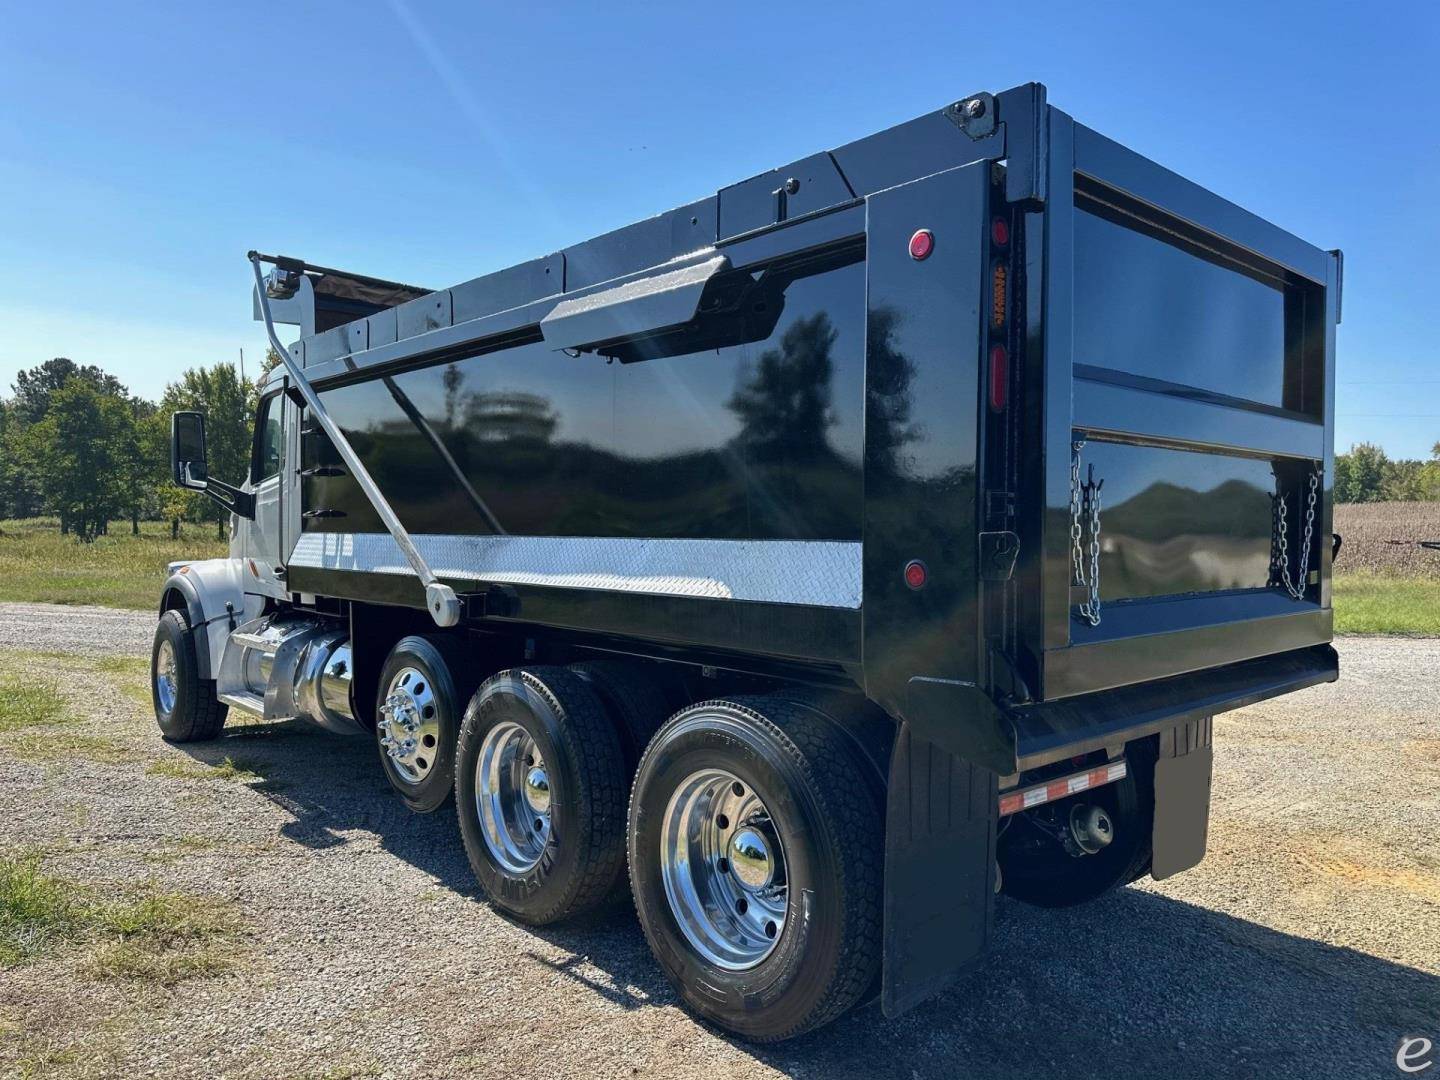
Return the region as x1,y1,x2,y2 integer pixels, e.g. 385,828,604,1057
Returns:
998,760,1128,817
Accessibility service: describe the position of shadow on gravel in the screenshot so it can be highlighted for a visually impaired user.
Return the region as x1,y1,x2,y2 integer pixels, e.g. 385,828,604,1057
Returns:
176,719,479,894
176,722,1438,1080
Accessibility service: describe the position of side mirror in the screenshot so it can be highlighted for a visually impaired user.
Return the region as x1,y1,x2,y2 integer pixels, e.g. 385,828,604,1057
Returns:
171,411,209,491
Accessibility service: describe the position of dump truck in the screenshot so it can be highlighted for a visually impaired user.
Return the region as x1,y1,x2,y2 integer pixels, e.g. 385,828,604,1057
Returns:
153,82,1341,1042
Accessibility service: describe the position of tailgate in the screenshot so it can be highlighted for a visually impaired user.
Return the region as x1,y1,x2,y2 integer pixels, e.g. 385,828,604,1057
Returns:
1018,116,1340,702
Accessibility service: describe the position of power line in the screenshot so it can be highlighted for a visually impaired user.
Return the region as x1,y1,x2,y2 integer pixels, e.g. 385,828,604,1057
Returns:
1339,379,1440,385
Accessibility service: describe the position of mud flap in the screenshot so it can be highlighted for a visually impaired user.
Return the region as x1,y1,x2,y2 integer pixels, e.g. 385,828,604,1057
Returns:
882,722,997,1017
1151,717,1213,880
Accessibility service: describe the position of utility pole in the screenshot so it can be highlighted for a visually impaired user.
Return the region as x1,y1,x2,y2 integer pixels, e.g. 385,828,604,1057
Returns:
239,347,246,382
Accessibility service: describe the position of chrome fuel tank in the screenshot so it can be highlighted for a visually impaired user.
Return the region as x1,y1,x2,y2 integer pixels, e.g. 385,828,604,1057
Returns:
217,614,359,734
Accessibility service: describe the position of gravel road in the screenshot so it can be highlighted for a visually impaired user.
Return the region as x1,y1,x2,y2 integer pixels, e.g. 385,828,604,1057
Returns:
1,604,1437,1079
0,601,155,657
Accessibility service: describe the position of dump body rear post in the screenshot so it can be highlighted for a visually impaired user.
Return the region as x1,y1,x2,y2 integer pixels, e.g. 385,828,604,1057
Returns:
151,81,1339,1041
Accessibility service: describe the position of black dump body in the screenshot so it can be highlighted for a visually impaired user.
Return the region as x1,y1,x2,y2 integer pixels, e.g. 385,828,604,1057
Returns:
281,83,1339,780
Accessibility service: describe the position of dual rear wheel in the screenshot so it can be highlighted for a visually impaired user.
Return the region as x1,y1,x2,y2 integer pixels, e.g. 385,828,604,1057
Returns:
629,698,883,1041
384,641,884,1040
455,666,629,923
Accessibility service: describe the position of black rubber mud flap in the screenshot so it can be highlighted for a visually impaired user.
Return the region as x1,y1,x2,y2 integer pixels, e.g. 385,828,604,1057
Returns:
1151,717,1213,880
882,722,997,1017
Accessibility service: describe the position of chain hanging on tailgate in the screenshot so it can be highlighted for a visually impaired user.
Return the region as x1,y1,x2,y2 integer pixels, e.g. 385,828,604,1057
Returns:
1069,438,1104,626
1272,463,1321,600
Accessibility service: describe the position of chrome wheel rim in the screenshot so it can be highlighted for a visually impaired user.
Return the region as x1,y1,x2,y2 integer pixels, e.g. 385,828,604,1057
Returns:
476,720,550,874
155,640,177,714
378,667,441,784
660,768,788,971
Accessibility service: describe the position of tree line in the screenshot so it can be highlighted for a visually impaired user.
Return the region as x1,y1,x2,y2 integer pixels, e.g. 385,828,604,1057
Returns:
1335,442,1440,504
0,354,278,541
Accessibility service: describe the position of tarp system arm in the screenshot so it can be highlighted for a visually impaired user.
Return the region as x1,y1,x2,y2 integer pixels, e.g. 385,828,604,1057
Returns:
248,251,462,628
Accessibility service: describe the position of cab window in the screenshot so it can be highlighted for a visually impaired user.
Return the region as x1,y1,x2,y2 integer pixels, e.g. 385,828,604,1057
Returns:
252,392,284,482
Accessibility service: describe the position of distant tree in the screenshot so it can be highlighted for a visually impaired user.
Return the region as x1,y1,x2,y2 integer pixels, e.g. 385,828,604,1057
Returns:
11,358,127,424
0,401,15,523
1383,458,1428,502
0,400,22,520
117,396,158,535
1334,443,1389,503
22,377,139,540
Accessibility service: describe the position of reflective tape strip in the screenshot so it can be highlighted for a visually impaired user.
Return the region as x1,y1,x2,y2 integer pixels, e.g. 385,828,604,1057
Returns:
998,759,1128,817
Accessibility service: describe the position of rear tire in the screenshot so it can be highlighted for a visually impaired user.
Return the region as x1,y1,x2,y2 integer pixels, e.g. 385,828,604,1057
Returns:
375,636,469,814
151,610,227,743
456,666,628,925
569,660,674,770
628,696,883,1043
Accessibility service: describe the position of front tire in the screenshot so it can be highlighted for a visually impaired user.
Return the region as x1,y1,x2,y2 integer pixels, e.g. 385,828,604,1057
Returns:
628,696,883,1043
456,667,628,925
151,610,227,742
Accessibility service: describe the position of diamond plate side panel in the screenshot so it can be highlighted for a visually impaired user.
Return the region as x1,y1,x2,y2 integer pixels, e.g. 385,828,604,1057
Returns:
289,533,862,610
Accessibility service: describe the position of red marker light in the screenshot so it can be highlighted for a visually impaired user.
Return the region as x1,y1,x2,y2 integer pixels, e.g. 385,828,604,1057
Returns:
991,218,1009,246
908,229,934,260
989,344,1009,411
904,559,928,590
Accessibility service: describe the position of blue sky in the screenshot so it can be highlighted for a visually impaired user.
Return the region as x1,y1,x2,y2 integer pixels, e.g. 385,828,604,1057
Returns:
2,1,1436,456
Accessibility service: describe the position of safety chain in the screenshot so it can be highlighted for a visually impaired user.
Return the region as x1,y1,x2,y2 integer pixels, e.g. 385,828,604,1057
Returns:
1273,465,1321,600
1070,438,1104,626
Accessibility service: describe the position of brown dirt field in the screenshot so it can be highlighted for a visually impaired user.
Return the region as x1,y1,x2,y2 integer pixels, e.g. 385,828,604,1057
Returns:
1334,501,1440,576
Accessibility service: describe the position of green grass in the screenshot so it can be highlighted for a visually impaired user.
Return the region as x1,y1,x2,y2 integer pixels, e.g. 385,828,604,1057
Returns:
0,662,135,765
1332,573,1440,636
0,518,227,610
0,674,66,733
0,852,239,982
0,853,83,966
146,756,260,783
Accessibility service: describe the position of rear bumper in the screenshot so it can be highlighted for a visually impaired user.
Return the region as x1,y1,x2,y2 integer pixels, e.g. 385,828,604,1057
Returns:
1008,643,1338,771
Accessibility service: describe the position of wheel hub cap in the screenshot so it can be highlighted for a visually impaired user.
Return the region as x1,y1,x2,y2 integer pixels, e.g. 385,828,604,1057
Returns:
523,766,551,814
155,640,178,715
476,721,550,874
659,769,788,971
378,667,440,784
727,827,774,891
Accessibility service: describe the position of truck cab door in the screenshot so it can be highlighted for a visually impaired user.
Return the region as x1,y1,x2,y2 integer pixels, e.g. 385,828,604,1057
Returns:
244,387,289,600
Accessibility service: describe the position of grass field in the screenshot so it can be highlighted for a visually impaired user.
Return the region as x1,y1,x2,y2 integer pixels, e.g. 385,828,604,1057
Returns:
2,512,1438,633
0,519,227,610
1331,573,1440,636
